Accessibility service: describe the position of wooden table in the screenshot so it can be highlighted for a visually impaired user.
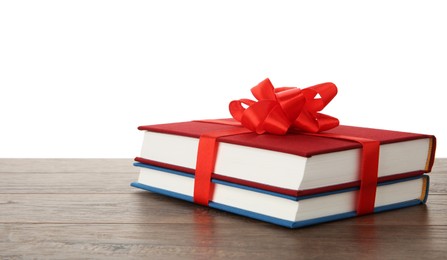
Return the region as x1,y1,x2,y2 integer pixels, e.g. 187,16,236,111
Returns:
1,159,446,259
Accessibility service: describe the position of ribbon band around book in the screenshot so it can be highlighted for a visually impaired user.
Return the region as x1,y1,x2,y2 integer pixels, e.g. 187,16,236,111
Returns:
193,78,380,216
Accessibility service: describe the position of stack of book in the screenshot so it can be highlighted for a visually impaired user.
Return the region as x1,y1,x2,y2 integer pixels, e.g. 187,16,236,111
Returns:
131,120,436,228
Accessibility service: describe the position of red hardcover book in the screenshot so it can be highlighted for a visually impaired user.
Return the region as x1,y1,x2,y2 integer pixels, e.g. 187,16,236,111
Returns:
135,120,436,197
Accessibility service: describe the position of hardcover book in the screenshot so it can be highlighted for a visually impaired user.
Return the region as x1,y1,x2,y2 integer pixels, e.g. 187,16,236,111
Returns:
135,120,436,196
131,163,430,228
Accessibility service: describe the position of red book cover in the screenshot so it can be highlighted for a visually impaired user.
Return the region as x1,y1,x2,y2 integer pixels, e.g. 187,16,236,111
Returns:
135,120,436,197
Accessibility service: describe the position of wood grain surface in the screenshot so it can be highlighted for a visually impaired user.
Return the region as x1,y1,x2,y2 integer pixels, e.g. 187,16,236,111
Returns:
0,158,446,259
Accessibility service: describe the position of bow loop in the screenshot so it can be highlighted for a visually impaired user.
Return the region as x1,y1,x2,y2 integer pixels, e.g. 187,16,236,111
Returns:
229,78,339,134
251,78,277,101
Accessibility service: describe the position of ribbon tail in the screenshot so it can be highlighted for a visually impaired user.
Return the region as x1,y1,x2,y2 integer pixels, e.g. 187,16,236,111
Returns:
314,113,340,132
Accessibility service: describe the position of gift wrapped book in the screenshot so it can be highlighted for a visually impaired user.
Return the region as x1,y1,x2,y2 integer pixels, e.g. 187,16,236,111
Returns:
131,79,436,228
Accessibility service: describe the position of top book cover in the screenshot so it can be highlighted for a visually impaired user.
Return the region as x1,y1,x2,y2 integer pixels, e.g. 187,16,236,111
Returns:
135,120,436,197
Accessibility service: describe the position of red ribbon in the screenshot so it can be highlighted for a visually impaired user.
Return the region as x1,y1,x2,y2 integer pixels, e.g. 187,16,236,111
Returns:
229,78,339,134
194,127,252,206
301,132,380,216
193,79,380,217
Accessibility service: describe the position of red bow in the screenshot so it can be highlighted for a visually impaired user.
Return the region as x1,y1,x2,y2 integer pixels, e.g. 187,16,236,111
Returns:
229,78,339,134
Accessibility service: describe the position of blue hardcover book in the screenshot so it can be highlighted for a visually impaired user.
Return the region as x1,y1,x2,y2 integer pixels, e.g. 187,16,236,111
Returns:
131,163,429,228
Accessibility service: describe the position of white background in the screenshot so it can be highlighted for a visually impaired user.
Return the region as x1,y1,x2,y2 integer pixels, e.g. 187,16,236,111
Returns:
1,0,445,158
